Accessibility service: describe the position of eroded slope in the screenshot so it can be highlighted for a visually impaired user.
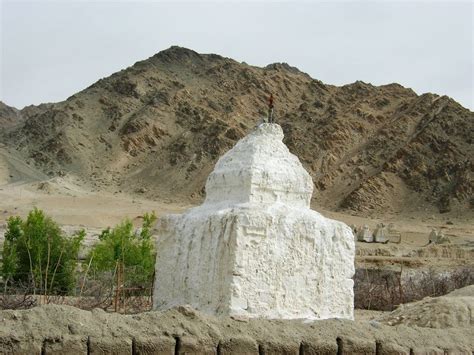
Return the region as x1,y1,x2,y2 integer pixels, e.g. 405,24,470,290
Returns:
1,46,472,214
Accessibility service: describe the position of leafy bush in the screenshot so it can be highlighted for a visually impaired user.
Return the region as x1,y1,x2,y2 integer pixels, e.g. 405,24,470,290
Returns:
87,212,156,287
1,208,84,295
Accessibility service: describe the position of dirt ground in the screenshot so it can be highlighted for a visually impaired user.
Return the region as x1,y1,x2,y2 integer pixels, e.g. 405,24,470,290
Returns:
1,175,472,270
1,172,472,233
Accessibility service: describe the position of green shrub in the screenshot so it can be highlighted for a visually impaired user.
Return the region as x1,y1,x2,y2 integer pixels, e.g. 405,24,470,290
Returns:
87,212,156,287
1,208,84,295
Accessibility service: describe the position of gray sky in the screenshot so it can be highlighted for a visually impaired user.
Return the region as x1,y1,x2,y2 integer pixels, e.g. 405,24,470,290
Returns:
1,0,473,110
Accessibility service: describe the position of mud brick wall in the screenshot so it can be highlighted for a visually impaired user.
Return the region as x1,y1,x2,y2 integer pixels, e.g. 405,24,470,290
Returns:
0,305,472,355
2,333,472,354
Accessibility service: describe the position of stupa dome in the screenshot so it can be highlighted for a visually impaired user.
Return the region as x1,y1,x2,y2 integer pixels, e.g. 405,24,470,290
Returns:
204,123,313,208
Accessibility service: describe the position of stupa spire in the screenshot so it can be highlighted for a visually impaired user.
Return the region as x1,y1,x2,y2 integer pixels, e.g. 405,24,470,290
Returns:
204,123,312,208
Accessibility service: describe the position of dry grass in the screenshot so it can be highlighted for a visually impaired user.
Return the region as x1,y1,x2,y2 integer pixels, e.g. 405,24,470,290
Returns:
354,265,474,311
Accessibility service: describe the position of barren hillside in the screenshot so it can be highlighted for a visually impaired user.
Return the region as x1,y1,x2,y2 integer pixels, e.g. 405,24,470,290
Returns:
1,46,472,215
0,101,20,130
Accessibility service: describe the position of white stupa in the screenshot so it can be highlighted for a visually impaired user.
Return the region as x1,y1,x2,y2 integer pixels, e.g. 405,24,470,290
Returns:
153,123,355,320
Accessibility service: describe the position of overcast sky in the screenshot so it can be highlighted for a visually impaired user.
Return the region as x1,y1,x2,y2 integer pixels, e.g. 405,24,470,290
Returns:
1,0,473,110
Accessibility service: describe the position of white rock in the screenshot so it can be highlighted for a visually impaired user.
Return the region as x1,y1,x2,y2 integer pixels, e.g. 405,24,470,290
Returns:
429,229,451,244
429,229,439,244
357,224,373,243
153,123,355,320
373,223,389,243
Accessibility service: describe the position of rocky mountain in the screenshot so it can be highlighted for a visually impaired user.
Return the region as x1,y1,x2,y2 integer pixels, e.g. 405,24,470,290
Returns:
0,101,20,130
1,46,472,214
0,101,54,132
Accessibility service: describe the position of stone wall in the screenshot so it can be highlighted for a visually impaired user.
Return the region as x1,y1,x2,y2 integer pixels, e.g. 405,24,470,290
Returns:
2,329,472,354
0,305,472,355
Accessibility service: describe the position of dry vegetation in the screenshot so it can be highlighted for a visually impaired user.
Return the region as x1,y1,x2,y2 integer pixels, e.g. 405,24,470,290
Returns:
0,266,153,313
354,265,474,311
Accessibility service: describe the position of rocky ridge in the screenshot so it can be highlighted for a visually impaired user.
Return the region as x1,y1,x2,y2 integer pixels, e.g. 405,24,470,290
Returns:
1,46,472,214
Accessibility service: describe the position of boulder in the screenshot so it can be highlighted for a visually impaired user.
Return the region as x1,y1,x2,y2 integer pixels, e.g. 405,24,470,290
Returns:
373,223,389,243
357,225,373,243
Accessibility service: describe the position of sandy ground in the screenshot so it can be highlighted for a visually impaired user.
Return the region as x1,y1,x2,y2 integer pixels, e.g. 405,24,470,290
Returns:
0,177,189,228
1,174,472,239
321,208,473,248
0,170,472,274
377,285,474,328
1,140,472,241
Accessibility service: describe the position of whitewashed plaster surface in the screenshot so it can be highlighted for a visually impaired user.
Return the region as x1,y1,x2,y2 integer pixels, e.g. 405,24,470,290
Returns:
153,123,355,320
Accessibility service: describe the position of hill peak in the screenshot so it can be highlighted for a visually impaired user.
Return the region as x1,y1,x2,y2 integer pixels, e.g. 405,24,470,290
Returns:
2,47,472,215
